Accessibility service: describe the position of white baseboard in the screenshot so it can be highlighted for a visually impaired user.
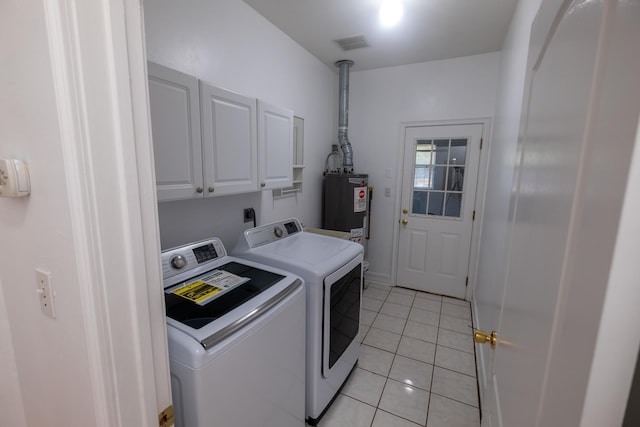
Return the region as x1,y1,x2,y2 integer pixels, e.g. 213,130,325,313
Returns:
364,271,392,287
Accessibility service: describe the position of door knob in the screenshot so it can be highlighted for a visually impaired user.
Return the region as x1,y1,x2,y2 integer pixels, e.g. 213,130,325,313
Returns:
474,330,497,349
401,219,408,225
196,187,203,193
402,208,408,214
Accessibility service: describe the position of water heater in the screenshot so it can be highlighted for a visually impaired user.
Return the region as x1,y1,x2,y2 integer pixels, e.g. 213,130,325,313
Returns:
322,173,369,244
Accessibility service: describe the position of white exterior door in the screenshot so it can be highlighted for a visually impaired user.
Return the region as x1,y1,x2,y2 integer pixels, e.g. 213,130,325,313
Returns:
397,124,482,298
480,0,640,426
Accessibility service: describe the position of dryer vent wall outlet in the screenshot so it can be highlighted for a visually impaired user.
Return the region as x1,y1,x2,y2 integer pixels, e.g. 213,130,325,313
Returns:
243,208,255,223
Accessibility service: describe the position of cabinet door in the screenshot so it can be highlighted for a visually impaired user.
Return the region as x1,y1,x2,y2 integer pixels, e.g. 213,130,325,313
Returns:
147,62,203,201
200,83,258,196
258,101,293,190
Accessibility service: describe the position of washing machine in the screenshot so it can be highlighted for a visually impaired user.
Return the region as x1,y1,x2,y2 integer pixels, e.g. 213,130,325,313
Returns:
161,237,306,427
232,218,363,425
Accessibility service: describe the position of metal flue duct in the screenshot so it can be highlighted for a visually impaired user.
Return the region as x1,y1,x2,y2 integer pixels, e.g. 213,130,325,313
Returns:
335,60,354,172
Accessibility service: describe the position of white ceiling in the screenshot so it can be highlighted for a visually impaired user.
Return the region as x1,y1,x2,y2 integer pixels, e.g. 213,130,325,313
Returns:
242,0,519,72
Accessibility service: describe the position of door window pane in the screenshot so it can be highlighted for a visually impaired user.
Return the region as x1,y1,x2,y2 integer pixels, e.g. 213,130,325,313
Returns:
416,140,433,165
433,139,449,164
414,166,433,188
412,191,428,214
448,166,464,191
410,137,469,218
428,192,444,216
431,166,447,191
445,193,462,217
449,139,467,165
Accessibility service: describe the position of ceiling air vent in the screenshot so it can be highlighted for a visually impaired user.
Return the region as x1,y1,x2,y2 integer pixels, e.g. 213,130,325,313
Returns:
334,35,369,51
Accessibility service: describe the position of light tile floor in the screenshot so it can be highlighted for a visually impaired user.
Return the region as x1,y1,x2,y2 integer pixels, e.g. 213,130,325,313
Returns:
317,284,480,427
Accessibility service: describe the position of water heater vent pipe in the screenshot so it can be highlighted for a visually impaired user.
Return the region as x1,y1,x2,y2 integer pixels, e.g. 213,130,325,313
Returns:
335,60,354,172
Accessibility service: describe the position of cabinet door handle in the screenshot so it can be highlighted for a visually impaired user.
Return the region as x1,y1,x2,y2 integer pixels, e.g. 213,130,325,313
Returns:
261,182,266,187
208,187,215,193
196,187,203,193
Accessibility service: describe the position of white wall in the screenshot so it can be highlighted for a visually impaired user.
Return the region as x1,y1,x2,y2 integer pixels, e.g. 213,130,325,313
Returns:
144,0,337,250
2,0,175,424
348,53,501,283
0,1,97,425
0,283,27,427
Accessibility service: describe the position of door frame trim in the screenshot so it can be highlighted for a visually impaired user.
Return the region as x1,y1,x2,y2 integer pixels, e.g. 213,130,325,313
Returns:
391,117,492,300
42,0,172,424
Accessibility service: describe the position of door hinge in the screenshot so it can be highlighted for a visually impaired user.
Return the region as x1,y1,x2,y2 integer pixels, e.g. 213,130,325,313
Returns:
472,210,476,221
159,405,174,427
466,276,469,287
480,138,483,150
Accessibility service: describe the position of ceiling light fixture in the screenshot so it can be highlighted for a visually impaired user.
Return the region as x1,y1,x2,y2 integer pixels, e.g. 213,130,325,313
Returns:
379,0,403,27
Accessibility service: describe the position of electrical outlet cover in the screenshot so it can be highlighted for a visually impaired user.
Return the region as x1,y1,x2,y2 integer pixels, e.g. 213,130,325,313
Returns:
36,268,56,319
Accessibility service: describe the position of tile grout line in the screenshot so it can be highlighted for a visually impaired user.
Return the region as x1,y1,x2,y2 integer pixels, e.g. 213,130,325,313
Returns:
358,286,478,427
424,293,442,427
368,286,392,427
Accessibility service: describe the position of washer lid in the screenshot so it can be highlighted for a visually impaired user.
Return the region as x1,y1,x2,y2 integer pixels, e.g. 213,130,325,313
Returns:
165,259,302,349
165,261,283,327
162,238,303,349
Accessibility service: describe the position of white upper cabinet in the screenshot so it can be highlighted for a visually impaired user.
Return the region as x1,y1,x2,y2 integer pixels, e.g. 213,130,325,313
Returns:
200,83,258,196
148,62,294,201
257,101,293,190
147,62,203,201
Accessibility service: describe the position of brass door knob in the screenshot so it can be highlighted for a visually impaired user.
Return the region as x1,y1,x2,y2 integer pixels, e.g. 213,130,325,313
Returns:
474,330,497,349
401,219,408,225
402,208,408,214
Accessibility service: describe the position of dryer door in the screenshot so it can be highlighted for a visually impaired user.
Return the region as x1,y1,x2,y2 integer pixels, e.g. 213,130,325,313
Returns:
322,254,363,377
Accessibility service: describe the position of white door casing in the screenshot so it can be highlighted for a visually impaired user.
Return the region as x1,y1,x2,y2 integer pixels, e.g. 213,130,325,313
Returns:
397,123,483,298
472,0,543,416
480,0,640,426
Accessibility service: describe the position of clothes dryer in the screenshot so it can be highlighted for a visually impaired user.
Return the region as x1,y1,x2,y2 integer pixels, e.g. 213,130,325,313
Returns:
233,218,363,425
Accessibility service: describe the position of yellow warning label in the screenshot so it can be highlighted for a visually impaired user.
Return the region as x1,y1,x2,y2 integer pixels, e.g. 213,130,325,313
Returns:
172,280,222,303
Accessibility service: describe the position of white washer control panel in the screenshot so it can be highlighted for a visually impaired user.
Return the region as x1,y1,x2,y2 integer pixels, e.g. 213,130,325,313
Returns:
161,238,227,281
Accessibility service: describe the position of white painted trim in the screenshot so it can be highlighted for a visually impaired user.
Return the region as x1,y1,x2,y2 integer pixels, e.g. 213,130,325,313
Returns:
43,0,170,425
364,272,393,287
580,116,640,426
472,297,487,386
107,0,173,417
120,0,173,413
43,2,117,424
466,119,493,301
391,118,492,300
